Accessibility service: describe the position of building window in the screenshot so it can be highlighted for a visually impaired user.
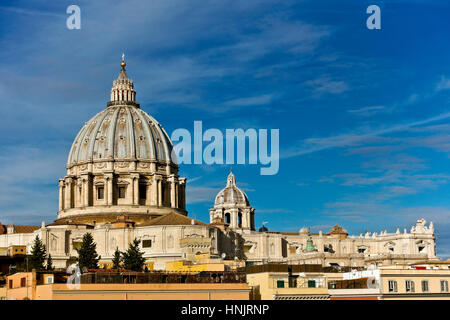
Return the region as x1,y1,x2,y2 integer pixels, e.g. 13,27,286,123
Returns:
388,280,398,293
225,212,231,224
238,213,242,228
308,280,316,288
97,186,104,200
142,240,152,248
421,280,429,292
405,280,415,293
441,280,449,292
118,187,126,198
358,248,366,254
276,280,285,288
8,280,12,289
324,244,334,253
20,277,26,287
139,184,147,199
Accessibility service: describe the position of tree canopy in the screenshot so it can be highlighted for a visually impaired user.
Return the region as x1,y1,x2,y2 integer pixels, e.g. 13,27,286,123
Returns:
30,235,46,271
122,239,145,271
76,233,100,271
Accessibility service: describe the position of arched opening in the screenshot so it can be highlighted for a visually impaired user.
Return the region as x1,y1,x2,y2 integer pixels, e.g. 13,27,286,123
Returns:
238,212,243,228
225,212,231,224
417,240,427,253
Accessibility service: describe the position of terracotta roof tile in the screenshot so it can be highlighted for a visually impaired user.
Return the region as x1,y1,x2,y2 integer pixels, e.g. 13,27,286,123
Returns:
13,225,40,233
139,212,207,227
0,224,40,234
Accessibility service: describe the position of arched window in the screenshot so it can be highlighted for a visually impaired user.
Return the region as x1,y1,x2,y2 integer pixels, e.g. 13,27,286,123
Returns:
97,186,104,200
225,212,231,224
238,213,243,228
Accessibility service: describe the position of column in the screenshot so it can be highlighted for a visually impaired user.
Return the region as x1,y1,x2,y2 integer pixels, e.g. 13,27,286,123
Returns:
150,176,158,206
231,209,237,229
64,177,73,209
157,178,162,206
105,173,113,205
170,176,176,208
146,181,152,205
74,180,80,208
80,174,89,207
58,179,64,211
131,173,139,205
175,182,178,208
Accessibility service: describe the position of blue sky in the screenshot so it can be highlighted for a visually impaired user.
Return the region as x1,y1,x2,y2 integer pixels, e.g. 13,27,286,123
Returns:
1,0,450,258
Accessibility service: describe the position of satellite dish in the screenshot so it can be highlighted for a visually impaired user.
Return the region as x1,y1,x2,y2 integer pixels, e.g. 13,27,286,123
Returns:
221,253,226,259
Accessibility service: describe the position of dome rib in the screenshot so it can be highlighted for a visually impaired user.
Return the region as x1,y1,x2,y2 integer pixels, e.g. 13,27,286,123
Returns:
106,106,120,159
86,110,110,162
125,106,136,159
67,106,176,167
133,108,155,159
144,111,173,161
72,110,102,164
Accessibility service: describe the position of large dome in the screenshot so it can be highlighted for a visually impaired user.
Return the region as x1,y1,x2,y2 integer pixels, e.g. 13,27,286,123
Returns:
214,170,250,207
67,63,173,168
56,58,186,225
67,105,174,167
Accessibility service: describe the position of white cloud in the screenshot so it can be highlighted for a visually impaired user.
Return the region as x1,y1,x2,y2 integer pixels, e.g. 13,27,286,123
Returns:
305,76,349,94
436,76,450,91
347,105,390,117
223,94,274,107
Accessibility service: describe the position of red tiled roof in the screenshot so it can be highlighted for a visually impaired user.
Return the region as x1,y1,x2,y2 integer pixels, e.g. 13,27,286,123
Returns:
139,212,207,227
0,224,40,234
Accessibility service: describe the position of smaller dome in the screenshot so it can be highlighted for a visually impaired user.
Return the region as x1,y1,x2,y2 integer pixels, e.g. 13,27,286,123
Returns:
259,221,268,232
214,170,250,207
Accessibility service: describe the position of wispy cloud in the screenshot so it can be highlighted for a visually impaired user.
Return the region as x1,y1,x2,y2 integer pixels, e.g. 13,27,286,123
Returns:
223,94,274,107
347,105,391,117
0,6,63,18
436,76,450,91
282,111,450,158
305,76,349,94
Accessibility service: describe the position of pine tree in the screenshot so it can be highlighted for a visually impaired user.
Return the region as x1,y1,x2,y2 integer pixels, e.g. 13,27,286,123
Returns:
30,236,46,270
122,239,145,271
46,254,53,270
76,233,100,271
112,247,122,270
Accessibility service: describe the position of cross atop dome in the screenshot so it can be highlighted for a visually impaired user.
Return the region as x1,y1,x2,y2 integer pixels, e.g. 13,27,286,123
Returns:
120,53,127,71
